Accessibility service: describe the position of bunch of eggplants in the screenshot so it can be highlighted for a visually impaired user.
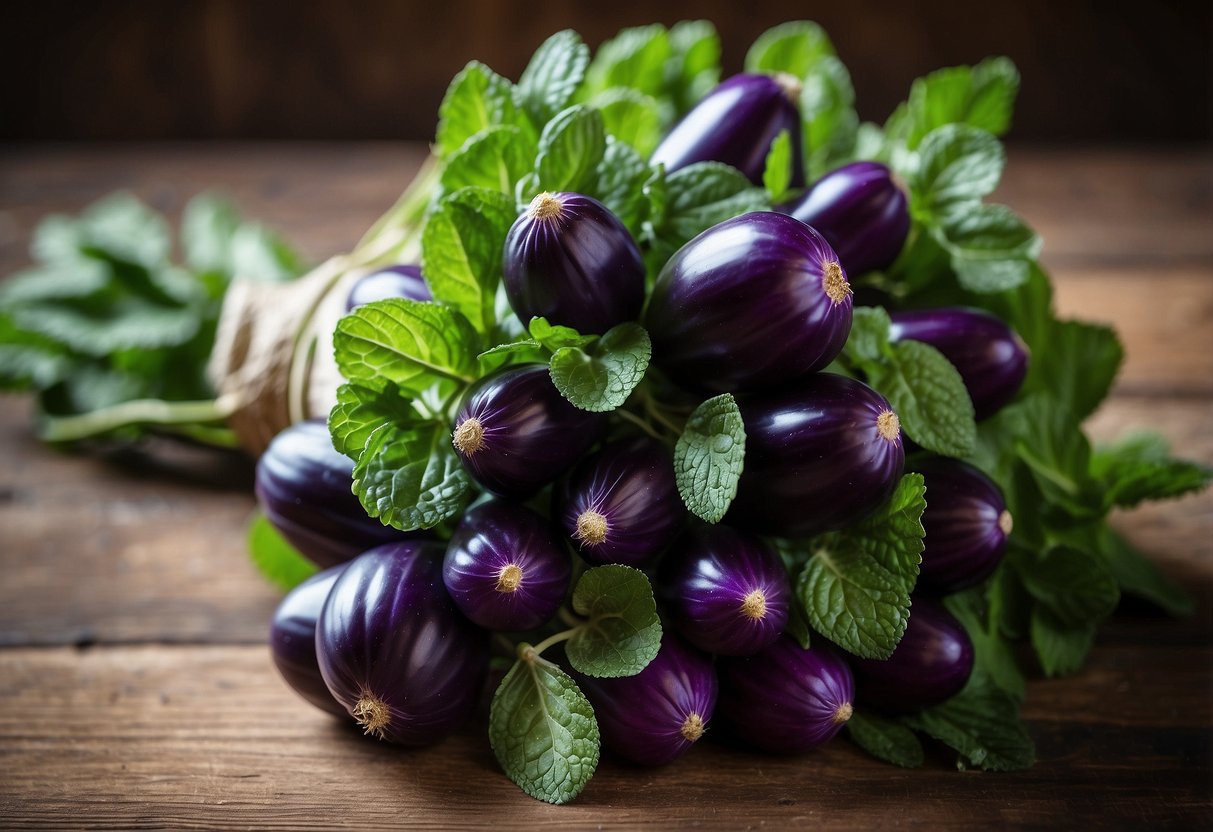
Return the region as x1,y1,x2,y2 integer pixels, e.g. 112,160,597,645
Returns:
249,20,1211,806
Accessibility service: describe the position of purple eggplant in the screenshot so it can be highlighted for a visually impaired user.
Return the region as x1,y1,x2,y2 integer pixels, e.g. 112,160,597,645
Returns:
451,365,606,498
345,264,431,310
728,373,905,537
651,73,804,187
780,162,910,276
557,437,685,567
269,565,346,717
442,499,571,631
658,524,790,656
851,596,974,713
718,638,854,754
911,457,1012,593
571,631,717,766
889,308,1029,420
316,540,489,745
503,192,645,334
255,420,411,568
645,212,853,394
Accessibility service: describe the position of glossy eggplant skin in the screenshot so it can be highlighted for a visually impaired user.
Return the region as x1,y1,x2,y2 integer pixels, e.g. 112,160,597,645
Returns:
851,596,974,713
651,73,804,187
889,308,1029,420
658,524,790,656
316,540,489,746
255,420,410,568
269,565,346,717
451,365,606,498
572,631,718,766
345,264,431,310
912,458,1011,593
557,437,685,567
728,373,905,537
503,192,645,334
442,499,571,631
718,638,854,754
780,162,910,276
645,212,853,394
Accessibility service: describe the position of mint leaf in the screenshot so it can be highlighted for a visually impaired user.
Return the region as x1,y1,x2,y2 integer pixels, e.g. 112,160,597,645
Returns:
910,125,1005,220
1092,432,1213,508
903,678,1035,771
9,299,203,355
847,711,924,768
477,338,545,372
352,420,471,531
591,137,652,237
489,654,599,805
1101,529,1193,617
1007,397,1099,519
840,473,927,593
566,565,662,678
893,57,1020,150
1032,319,1123,422
946,584,1027,699
798,542,909,660
801,56,860,180
762,129,794,202
867,338,976,458
0,314,69,390
656,162,769,254
329,381,417,461
535,105,606,194
593,88,662,157
436,62,518,158
528,316,596,351
666,20,721,113
744,20,835,77
440,125,533,195
936,204,1040,293
247,512,319,590
583,24,670,98
548,322,651,412
674,393,746,523
1030,605,1096,677
844,305,893,364
1017,545,1120,629
516,30,589,127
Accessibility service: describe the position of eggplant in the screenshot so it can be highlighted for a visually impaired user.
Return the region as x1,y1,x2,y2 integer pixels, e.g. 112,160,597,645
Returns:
658,524,790,656
645,212,853,394
780,161,910,276
345,264,431,310
651,73,804,187
442,498,571,631
889,308,1029,420
451,365,606,498
850,596,974,713
316,540,490,745
269,565,346,717
557,436,685,567
255,420,412,568
718,637,854,754
728,373,905,537
571,631,717,766
503,192,645,334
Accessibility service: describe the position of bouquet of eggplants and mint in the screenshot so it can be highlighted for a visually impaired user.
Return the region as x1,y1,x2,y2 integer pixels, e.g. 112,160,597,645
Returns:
3,21,1210,805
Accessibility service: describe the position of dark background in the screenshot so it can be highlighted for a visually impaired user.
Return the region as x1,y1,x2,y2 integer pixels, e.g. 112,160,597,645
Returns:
1,0,1210,143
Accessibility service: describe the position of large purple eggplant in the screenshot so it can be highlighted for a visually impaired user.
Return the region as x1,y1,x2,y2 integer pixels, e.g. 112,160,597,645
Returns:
345,264,431,310
728,373,904,537
316,540,489,745
557,436,685,567
850,596,974,713
255,420,411,568
572,631,718,766
718,638,854,754
503,192,645,334
451,365,606,498
442,499,571,631
651,73,804,187
269,565,346,717
889,308,1029,420
780,162,910,276
912,457,1012,593
645,212,853,394
658,524,790,656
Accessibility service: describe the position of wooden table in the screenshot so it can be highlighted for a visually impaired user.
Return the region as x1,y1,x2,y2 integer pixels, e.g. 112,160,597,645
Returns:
1,144,1210,828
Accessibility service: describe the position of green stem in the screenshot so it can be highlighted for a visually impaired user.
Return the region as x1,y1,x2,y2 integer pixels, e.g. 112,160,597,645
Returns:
530,627,577,659
614,407,663,441
39,395,238,445
352,153,442,265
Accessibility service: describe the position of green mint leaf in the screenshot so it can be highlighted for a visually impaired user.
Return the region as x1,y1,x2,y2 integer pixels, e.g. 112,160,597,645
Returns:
844,306,893,365
1031,319,1123,422
535,105,606,194
784,598,813,649
440,125,533,195
846,711,925,768
666,20,721,113
437,61,519,159
840,473,927,593
0,314,70,391
674,393,746,523
1007,397,1099,518
591,137,652,238
247,512,319,590
516,30,590,127
228,222,307,284
910,125,1005,220
548,322,651,412
895,57,1020,150
1029,605,1096,677
566,564,662,678
865,338,977,458
936,204,1041,293
1092,432,1213,509
798,541,909,660
329,381,418,461
0,261,109,305
945,584,1027,699
477,338,545,372
1017,545,1120,630
180,193,240,275
528,316,596,351
902,678,1035,771
69,192,172,271
1100,528,1193,617
489,654,599,805
744,20,835,77
593,88,662,157
801,56,860,181
762,129,794,203
8,299,202,356
583,24,670,99
352,420,471,531
656,162,769,254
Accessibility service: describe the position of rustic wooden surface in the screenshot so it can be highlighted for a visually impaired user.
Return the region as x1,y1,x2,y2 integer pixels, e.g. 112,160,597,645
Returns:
0,144,1210,828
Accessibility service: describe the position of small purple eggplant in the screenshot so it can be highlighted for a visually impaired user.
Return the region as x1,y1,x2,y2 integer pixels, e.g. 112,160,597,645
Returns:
728,373,905,537
851,596,974,713
780,161,910,276
651,73,804,187
269,565,346,717
557,437,685,567
345,264,431,310
572,631,718,766
503,192,645,334
889,308,1029,420
316,540,489,745
718,637,854,754
645,212,853,394
658,524,790,656
451,365,606,498
443,499,571,631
